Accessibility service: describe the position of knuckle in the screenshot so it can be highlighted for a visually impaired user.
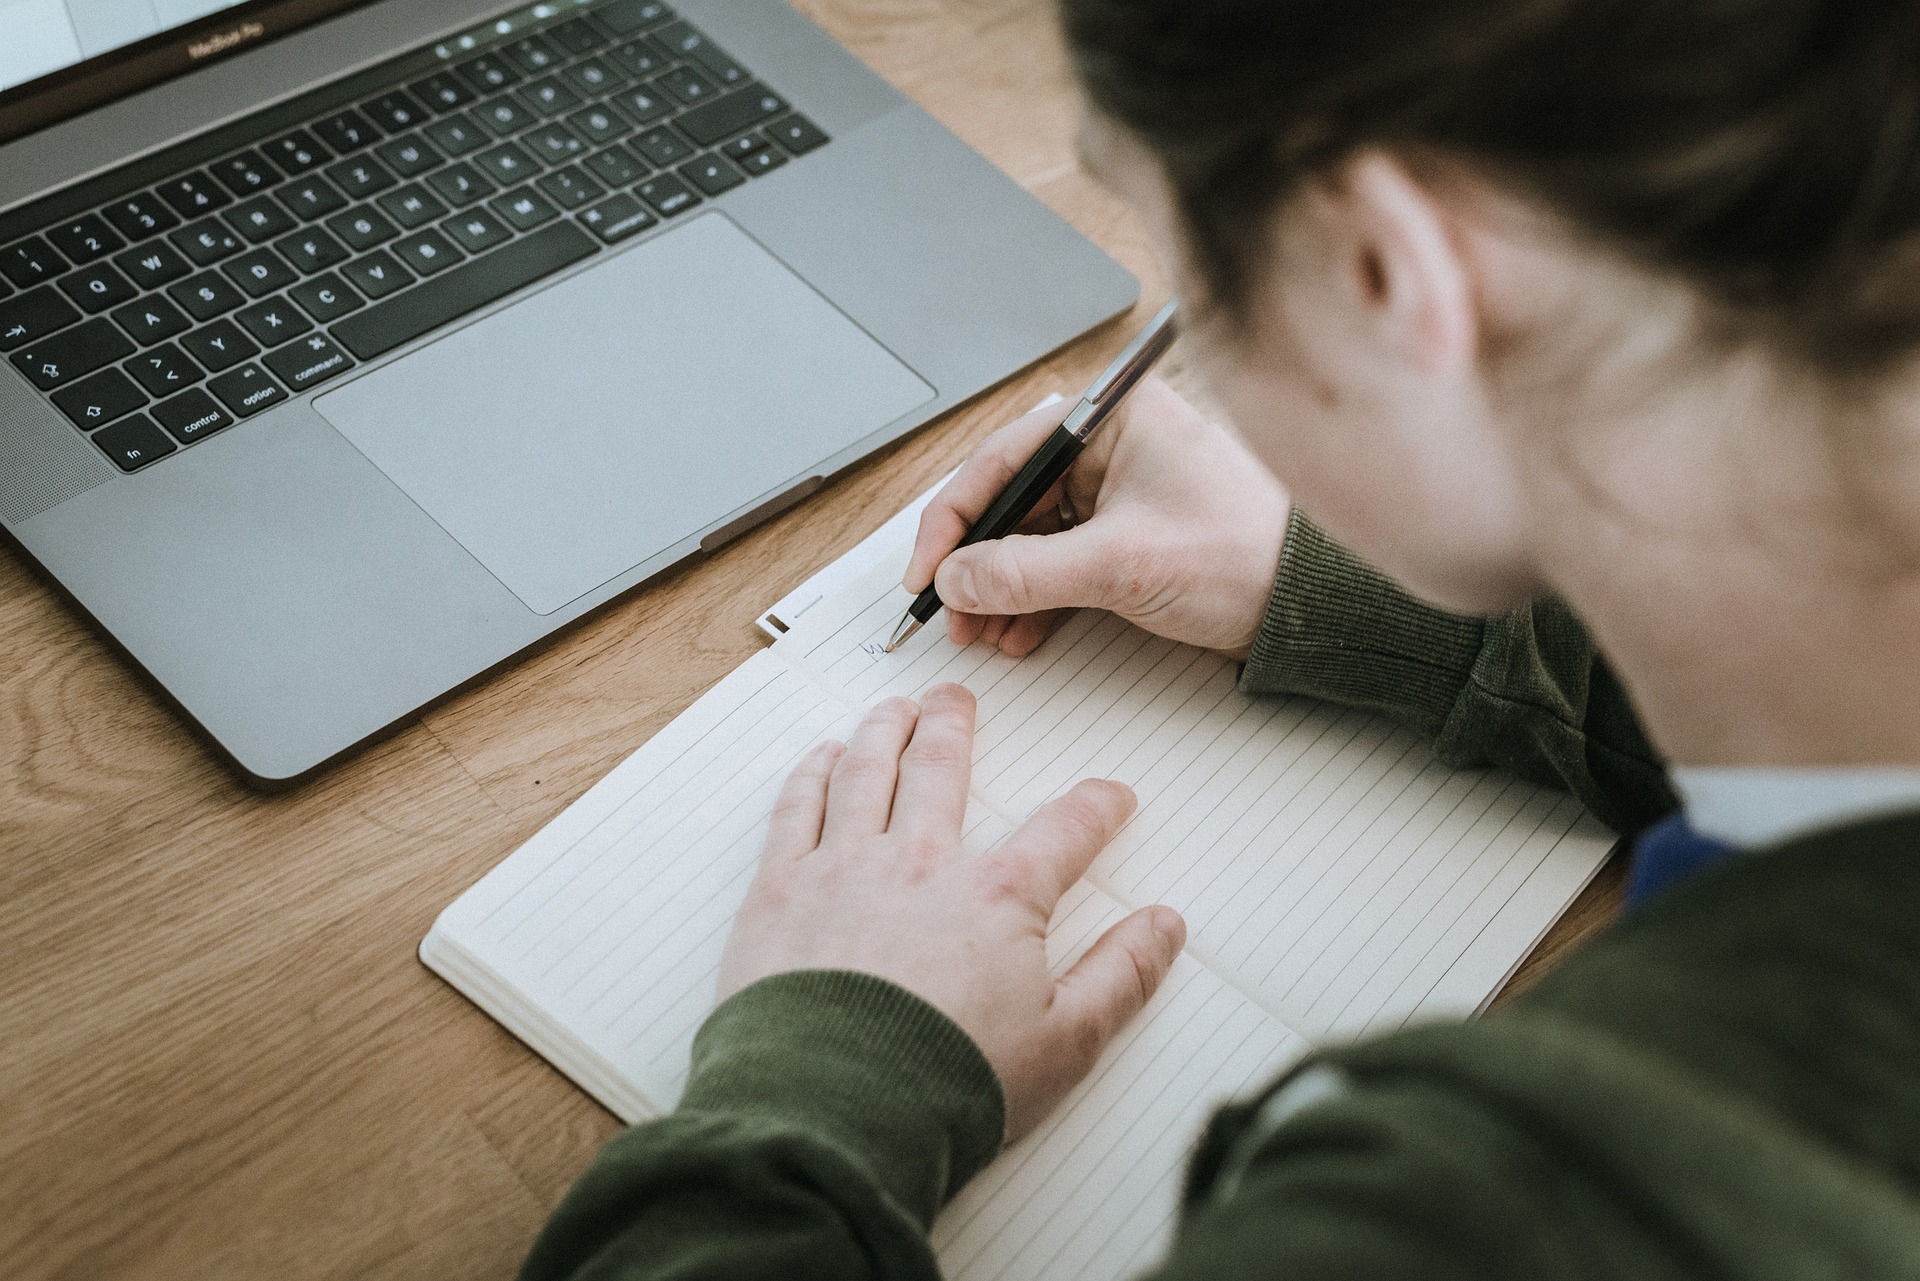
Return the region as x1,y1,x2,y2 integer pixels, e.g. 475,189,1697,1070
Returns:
986,542,1034,612
1064,1002,1110,1069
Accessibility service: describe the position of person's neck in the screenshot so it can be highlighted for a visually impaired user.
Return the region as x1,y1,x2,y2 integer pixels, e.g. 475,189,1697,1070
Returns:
1528,344,1920,769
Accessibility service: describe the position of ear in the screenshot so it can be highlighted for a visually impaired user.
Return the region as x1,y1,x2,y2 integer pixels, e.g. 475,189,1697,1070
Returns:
1333,151,1476,374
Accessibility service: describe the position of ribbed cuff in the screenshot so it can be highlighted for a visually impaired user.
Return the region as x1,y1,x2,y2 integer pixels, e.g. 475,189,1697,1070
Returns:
1240,510,1486,737
682,970,1006,1228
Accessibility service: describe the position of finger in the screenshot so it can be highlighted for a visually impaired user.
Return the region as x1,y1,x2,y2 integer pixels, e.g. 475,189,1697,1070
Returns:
934,521,1136,618
947,609,987,647
765,740,844,858
891,683,977,839
995,778,1138,911
905,400,1076,592
822,698,920,840
979,614,1012,649
998,609,1071,657
1047,906,1186,1073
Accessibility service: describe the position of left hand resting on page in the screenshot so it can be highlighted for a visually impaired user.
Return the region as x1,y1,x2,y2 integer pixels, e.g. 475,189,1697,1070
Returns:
717,683,1186,1141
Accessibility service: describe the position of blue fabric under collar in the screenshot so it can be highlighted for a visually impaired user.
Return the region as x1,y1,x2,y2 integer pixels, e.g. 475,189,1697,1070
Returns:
1624,813,1736,913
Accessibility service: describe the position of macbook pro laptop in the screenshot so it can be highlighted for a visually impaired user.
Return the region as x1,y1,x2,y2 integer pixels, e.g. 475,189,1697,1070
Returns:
0,0,1136,783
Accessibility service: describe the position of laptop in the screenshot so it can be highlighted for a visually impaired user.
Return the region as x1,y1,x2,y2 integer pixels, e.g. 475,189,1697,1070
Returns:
0,0,1137,784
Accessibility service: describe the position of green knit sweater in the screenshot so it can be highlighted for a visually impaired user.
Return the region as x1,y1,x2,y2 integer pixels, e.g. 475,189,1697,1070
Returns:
519,514,1920,1280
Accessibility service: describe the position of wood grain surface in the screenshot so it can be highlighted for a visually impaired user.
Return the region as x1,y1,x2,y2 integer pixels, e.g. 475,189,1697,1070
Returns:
1,2,1620,1275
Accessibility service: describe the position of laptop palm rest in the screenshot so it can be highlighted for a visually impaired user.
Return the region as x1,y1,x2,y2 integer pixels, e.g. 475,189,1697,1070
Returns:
313,213,934,616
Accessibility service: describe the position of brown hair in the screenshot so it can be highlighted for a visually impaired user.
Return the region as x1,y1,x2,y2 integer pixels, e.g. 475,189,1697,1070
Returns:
1061,0,1920,369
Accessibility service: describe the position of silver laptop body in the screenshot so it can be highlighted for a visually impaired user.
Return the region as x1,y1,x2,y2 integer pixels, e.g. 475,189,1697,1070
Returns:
0,0,1136,783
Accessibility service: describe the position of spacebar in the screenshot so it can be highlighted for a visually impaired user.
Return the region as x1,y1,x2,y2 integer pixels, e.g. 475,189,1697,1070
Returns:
331,222,598,360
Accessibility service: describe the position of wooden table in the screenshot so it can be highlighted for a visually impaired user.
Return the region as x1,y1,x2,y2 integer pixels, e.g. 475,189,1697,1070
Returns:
1,3,1621,1274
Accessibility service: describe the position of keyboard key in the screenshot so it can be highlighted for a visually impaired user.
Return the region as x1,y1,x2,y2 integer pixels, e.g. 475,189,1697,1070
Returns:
606,39,667,79
457,53,521,94
612,85,672,126
677,85,788,147
273,227,350,273
475,96,535,137
152,387,233,442
584,144,647,187
125,342,203,395
506,35,562,76
47,215,124,265
265,331,354,391
53,366,147,428
94,414,175,470
519,77,581,116
658,65,718,106
364,90,430,132
577,192,657,242
234,297,312,347
57,263,137,313
0,287,79,349
223,247,298,297
425,113,489,156
223,194,296,243
391,229,463,275
263,130,331,174
332,219,595,359
375,133,443,178
158,171,232,216
489,187,558,230
738,147,787,176
341,250,414,299
288,273,365,321
327,155,398,199
326,206,400,251
720,132,769,160
549,17,608,54
631,125,693,167
568,105,630,146
179,319,259,372
169,270,248,320
426,161,496,207
12,318,135,389
657,21,747,87
212,150,282,198
409,72,475,112
679,153,746,197
1,236,65,288
536,165,604,209
524,122,587,164
207,363,286,416
440,208,511,254
767,114,829,156
377,183,449,229
596,0,671,35
565,56,626,96
113,240,192,290
636,171,700,217
100,193,180,242
172,219,243,266
313,108,382,154
276,175,348,220
110,294,191,345
475,142,539,185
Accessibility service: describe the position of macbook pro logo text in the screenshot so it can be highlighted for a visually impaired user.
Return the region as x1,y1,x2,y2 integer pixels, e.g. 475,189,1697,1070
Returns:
187,21,265,60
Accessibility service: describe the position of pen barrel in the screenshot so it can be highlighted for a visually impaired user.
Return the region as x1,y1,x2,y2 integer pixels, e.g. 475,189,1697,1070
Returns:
908,425,1084,622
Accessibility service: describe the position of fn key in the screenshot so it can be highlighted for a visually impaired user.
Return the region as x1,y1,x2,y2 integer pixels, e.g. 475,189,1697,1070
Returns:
264,333,354,392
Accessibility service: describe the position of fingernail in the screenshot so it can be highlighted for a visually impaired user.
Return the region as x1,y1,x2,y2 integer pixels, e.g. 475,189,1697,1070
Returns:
1153,906,1186,951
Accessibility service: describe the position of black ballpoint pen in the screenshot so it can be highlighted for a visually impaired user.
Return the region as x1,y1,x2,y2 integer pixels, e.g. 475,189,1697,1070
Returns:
885,300,1180,652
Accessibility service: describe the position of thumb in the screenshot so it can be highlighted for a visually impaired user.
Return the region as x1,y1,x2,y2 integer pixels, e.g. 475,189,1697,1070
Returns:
935,522,1132,617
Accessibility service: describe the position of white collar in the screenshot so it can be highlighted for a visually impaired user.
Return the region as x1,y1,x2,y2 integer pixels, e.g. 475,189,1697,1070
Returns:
1670,766,1920,849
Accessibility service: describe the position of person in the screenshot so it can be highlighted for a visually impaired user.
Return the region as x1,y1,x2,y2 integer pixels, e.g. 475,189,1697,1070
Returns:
520,0,1920,1275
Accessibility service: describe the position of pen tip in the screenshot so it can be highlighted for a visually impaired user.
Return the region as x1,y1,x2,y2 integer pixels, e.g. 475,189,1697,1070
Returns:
885,615,923,653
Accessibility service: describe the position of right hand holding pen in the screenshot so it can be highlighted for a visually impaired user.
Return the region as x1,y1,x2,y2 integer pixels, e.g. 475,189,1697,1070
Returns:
905,376,1292,657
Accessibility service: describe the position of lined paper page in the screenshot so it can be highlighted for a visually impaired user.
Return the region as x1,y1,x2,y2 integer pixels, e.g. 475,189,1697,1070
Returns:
777,560,1614,1040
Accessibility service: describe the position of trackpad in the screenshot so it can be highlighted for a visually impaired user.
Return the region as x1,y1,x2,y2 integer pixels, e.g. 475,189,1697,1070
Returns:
314,214,933,615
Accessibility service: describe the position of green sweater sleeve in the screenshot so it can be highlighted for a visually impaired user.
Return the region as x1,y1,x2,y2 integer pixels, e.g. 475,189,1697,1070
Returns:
1242,511,1676,833
519,970,1003,1281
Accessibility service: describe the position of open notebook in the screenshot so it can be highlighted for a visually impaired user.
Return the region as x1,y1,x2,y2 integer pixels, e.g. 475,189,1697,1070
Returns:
423,498,1617,1281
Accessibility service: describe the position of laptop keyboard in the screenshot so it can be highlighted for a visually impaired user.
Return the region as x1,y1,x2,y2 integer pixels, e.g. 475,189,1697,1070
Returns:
0,0,831,474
